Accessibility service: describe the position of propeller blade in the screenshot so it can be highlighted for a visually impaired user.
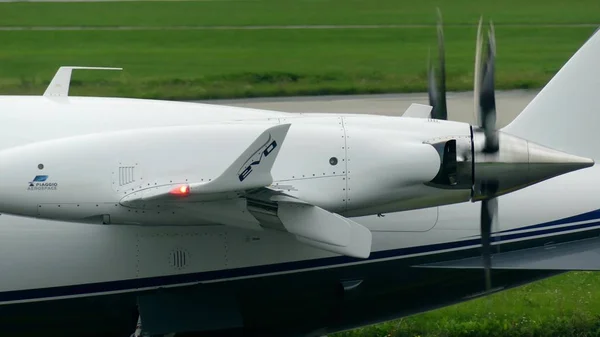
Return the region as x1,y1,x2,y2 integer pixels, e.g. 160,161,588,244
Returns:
436,9,447,120
480,196,496,291
472,18,501,292
479,179,498,291
478,22,498,153
428,9,448,120
474,21,500,292
473,17,483,124
427,50,439,110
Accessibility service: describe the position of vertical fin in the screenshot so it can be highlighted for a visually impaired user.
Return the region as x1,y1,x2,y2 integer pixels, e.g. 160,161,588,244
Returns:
502,29,600,159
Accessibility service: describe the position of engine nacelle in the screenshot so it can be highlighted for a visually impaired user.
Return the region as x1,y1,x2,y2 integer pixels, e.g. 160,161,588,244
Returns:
0,116,472,224
0,115,588,226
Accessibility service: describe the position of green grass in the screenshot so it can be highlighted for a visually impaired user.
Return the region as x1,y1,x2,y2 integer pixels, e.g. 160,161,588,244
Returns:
0,27,595,99
0,0,598,99
0,0,599,27
334,272,600,337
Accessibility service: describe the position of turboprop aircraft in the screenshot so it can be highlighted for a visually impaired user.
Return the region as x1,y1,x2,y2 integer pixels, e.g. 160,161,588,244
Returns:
1,18,600,337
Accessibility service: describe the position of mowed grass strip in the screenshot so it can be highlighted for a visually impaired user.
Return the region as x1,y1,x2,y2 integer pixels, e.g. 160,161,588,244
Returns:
0,27,595,99
334,272,600,337
0,0,599,27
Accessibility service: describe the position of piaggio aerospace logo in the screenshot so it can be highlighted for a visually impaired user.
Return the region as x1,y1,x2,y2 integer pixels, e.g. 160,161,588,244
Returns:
28,175,58,191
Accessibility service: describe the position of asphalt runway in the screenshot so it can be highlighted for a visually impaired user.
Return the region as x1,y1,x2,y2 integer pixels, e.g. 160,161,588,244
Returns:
205,89,539,127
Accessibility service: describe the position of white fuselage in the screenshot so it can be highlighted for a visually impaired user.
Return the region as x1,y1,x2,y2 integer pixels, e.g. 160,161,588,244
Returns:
0,96,597,304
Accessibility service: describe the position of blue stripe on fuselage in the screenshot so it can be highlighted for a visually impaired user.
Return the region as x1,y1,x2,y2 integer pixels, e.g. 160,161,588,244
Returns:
496,209,600,234
1,215,599,303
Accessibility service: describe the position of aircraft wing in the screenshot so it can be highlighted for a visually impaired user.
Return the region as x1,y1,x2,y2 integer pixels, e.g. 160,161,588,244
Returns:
239,191,372,259
414,236,600,270
119,123,372,258
270,194,372,258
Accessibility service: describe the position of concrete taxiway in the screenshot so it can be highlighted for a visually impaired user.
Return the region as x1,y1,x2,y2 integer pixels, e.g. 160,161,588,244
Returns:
206,90,539,127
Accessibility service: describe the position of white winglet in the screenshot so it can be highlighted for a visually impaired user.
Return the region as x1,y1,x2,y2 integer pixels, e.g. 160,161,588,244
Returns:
402,103,433,118
191,123,291,194
44,66,122,97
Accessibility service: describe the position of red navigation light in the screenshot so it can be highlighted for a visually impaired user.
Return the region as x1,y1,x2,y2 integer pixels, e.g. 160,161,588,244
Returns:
170,184,190,196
